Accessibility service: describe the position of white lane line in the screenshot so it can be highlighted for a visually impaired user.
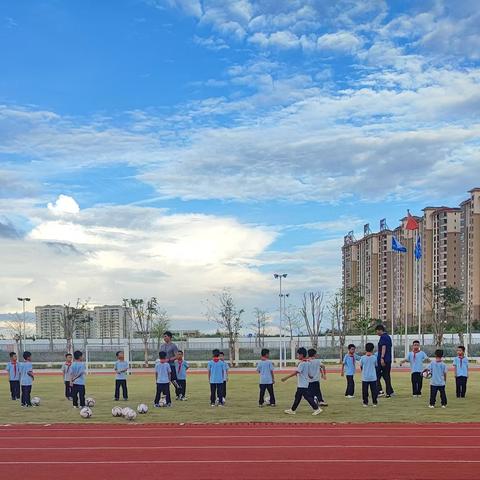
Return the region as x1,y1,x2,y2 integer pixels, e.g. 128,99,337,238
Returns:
3,459,480,465
2,425,480,431
0,445,478,450
1,434,480,440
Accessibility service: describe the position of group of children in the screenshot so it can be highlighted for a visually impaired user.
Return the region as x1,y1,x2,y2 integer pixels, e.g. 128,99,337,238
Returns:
340,340,469,408
3,341,471,412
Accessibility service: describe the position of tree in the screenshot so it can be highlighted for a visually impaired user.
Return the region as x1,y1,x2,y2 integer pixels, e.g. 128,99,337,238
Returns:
250,308,269,347
151,309,171,351
344,285,364,330
284,304,303,340
442,286,465,344
352,307,377,347
6,313,25,354
61,300,89,354
206,289,244,365
123,297,159,366
424,283,445,347
300,291,326,349
328,290,345,362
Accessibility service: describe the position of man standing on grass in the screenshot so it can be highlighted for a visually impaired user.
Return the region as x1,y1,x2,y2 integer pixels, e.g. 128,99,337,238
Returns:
375,325,394,398
160,331,180,398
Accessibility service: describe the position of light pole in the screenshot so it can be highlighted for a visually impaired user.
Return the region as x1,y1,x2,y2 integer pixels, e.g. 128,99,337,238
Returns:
280,293,290,364
17,297,31,353
273,273,287,368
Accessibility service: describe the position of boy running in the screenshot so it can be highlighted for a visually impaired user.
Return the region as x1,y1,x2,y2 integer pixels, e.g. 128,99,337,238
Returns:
282,347,322,416
308,348,327,407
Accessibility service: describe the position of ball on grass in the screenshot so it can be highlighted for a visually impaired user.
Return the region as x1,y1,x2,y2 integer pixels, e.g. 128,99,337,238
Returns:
137,404,148,414
125,409,137,421
31,397,41,406
85,397,96,407
112,406,123,417
80,407,93,418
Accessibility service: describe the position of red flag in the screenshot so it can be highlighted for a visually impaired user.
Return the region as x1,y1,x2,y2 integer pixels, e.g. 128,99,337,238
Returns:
405,210,419,230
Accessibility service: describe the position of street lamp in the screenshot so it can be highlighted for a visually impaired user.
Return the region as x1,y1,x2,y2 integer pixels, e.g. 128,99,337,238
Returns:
17,297,31,353
280,293,290,364
273,274,287,368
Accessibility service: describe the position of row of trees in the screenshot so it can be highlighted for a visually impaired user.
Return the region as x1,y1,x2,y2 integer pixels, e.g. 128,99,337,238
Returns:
6,282,469,365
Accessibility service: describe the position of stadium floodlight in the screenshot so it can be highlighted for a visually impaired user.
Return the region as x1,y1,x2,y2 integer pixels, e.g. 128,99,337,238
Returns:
273,274,288,367
17,297,31,352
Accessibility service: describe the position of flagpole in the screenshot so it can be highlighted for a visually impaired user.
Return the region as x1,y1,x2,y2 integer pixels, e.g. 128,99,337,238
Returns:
390,241,394,362
404,229,409,359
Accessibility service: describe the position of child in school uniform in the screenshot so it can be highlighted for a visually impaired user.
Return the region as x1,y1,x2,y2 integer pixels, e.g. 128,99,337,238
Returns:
256,348,276,407
70,350,86,408
360,343,378,407
154,351,172,407
400,340,429,397
307,348,327,407
174,350,189,400
19,351,34,407
208,349,225,406
114,350,129,401
453,345,469,398
61,353,73,400
219,351,229,403
6,352,20,401
282,347,322,416
341,344,360,398
428,349,448,408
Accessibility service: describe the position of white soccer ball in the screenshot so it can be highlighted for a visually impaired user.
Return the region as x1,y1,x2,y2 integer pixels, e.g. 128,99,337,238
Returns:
125,409,137,421
121,407,131,417
85,397,96,407
80,407,93,418
112,406,123,417
31,396,41,406
159,398,167,407
137,403,148,414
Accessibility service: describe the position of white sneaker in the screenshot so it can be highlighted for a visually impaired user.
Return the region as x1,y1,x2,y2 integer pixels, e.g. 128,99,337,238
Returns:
346,395,355,399
441,405,447,409
284,409,296,415
312,408,322,416
319,401,328,407
372,404,378,408
428,405,435,409
362,404,368,408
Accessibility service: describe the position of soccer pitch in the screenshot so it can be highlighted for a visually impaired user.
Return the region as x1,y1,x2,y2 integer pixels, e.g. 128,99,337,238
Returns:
1,370,479,424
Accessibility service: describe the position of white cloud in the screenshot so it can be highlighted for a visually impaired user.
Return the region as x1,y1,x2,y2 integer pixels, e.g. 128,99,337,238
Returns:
317,31,363,53
47,194,80,217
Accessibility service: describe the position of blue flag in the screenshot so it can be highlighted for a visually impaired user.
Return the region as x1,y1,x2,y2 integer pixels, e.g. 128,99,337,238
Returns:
415,235,422,260
392,236,407,253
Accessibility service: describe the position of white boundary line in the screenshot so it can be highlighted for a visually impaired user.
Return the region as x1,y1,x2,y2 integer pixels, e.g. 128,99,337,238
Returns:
3,459,480,465
0,445,478,450
1,434,480,439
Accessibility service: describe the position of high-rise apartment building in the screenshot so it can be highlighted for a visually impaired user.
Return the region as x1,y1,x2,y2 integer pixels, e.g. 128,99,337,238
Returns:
35,305,65,339
460,188,480,325
342,188,478,334
93,305,131,340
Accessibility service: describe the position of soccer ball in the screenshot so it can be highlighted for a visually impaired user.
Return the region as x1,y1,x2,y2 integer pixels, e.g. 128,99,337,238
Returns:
125,409,137,421
80,407,93,418
121,407,131,417
85,397,96,407
137,404,148,414
112,406,123,417
422,368,432,379
159,398,167,407
31,397,41,406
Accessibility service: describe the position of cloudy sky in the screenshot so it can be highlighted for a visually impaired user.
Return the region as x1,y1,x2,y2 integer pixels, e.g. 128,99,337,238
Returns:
0,0,479,332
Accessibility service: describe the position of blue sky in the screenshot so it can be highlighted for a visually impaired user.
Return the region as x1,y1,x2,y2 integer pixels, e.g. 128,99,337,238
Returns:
0,0,479,332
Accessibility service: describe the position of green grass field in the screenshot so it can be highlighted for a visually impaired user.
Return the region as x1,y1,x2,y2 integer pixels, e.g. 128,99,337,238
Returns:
1,370,479,424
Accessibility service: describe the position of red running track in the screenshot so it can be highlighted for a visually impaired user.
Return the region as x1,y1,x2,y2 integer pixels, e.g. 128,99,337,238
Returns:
1,423,480,480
